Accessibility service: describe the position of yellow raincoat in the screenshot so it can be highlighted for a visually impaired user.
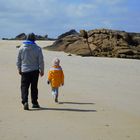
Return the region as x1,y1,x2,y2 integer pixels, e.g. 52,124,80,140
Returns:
48,65,64,88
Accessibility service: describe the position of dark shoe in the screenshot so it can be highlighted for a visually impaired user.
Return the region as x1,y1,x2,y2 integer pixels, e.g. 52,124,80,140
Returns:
24,102,29,110
55,98,58,103
32,103,40,108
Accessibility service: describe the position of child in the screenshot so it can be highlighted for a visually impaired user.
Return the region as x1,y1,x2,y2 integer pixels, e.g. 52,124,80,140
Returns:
47,58,64,103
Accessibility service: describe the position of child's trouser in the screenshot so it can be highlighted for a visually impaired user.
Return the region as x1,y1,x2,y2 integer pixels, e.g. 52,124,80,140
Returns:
51,87,58,96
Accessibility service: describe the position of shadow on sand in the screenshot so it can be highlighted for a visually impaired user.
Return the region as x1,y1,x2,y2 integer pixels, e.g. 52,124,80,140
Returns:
29,101,96,112
29,107,97,112
58,101,95,105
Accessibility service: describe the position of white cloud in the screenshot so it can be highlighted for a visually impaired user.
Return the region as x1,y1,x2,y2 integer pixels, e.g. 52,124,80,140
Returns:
102,20,113,28
66,3,97,18
0,0,59,18
0,0,139,38
96,0,126,5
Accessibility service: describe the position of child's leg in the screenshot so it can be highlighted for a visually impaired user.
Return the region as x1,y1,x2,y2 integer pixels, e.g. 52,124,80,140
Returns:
52,88,59,102
55,88,59,102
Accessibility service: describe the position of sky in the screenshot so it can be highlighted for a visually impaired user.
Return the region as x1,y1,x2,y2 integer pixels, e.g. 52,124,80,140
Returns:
0,0,140,38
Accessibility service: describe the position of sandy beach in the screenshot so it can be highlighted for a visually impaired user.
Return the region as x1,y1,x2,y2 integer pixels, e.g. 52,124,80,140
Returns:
0,40,140,140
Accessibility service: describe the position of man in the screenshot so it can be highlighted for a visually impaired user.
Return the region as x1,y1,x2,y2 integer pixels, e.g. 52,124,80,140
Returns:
16,33,44,110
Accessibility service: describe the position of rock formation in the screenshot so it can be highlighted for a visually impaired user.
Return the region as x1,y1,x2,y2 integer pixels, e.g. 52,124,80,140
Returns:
58,29,79,39
15,33,26,40
2,33,51,40
45,29,140,59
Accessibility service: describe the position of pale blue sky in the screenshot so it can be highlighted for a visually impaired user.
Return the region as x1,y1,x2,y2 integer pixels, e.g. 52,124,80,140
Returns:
0,0,140,38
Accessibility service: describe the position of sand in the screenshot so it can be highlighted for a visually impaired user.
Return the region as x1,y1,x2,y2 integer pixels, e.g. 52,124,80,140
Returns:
0,40,140,140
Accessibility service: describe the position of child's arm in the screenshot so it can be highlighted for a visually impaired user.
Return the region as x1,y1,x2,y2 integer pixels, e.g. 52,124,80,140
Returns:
61,70,64,86
47,70,52,84
47,80,50,84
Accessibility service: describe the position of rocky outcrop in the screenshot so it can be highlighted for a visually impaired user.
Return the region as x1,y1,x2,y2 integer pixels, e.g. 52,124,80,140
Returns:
58,29,79,39
15,33,26,40
2,33,51,40
45,29,140,59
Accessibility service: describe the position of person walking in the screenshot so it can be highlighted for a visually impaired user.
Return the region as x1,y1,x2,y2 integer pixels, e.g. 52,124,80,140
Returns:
47,57,64,103
16,33,44,110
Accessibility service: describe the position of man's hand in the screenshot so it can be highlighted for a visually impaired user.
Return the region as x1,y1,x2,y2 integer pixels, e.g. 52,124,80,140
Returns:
18,70,22,75
40,71,44,77
47,80,50,84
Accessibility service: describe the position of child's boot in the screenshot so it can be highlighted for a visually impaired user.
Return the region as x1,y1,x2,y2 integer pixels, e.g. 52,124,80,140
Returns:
55,95,58,103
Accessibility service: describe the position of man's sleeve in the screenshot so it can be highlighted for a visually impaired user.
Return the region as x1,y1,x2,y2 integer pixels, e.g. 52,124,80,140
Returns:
16,49,22,71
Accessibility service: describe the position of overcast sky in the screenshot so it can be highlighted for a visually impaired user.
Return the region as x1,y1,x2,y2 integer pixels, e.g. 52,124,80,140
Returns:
0,0,140,38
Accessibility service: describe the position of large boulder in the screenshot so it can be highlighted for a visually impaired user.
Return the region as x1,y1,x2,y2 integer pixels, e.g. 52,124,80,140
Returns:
45,28,140,59
3,33,50,40
58,29,79,39
35,34,48,40
15,33,26,40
